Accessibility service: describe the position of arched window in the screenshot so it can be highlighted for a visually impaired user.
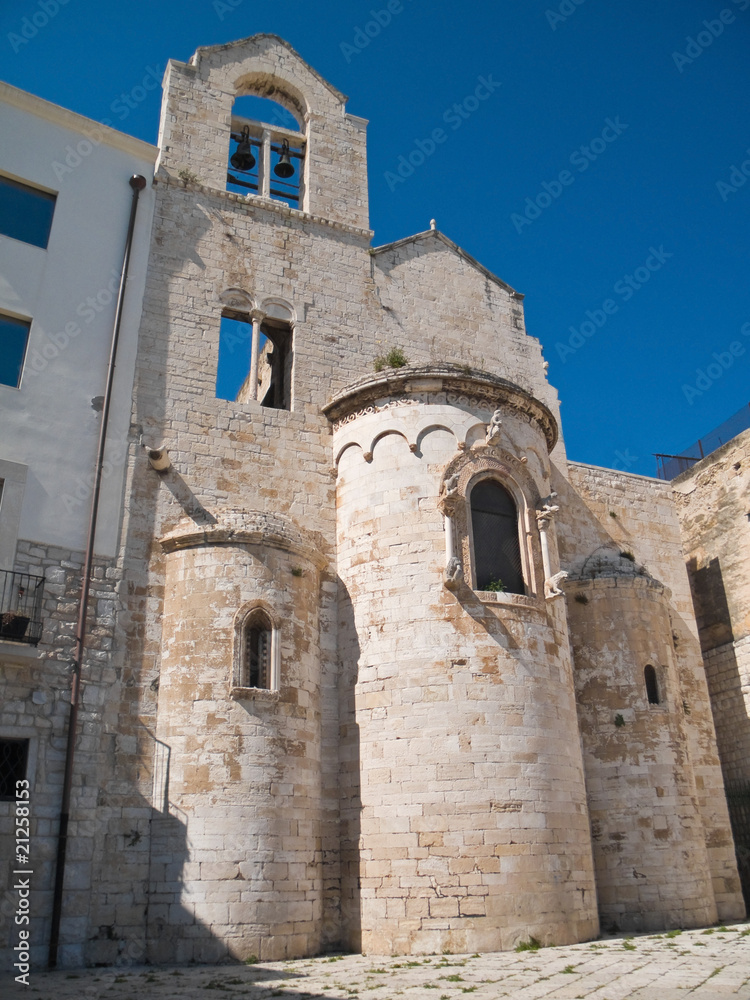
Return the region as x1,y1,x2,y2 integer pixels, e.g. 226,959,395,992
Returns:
644,664,660,705
241,610,276,689
217,309,293,410
227,95,305,208
470,479,524,594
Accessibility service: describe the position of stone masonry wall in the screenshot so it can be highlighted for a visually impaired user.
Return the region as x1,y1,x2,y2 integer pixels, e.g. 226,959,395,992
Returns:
557,462,744,922
674,429,750,783
335,392,597,955
565,573,718,933
0,540,132,972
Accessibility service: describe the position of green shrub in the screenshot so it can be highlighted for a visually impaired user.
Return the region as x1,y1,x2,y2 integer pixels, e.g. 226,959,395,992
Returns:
374,347,408,371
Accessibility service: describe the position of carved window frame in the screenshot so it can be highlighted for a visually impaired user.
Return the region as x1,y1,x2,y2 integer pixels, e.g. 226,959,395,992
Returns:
440,453,541,604
466,472,528,595
231,602,281,699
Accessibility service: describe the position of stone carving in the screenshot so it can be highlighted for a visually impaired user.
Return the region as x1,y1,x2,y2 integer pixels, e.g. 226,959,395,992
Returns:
444,556,463,589
544,570,568,599
485,409,503,445
443,473,460,497
536,493,559,527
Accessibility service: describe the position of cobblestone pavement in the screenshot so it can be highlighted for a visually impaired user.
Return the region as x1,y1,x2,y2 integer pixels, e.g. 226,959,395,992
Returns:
5,924,750,999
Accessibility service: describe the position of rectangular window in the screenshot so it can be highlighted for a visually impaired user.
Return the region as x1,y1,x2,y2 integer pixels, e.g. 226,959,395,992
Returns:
0,738,29,800
0,314,31,388
0,175,56,249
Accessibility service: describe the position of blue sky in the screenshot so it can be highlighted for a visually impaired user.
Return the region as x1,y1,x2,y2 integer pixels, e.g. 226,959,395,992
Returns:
2,0,749,476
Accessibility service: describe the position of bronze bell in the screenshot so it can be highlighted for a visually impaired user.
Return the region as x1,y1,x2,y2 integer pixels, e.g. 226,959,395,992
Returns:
230,126,255,171
274,140,294,179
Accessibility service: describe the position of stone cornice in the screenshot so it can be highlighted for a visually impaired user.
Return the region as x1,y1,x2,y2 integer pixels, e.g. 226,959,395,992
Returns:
159,509,328,568
157,170,373,240
322,364,558,452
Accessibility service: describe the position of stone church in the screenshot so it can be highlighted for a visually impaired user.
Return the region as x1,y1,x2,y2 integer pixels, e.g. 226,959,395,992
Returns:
1,34,749,970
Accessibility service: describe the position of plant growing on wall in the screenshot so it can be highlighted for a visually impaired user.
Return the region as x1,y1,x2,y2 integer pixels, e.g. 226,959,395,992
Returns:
374,347,408,371
485,578,506,592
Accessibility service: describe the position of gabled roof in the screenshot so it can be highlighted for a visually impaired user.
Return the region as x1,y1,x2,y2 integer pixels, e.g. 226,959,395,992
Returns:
370,229,523,299
190,34,349,105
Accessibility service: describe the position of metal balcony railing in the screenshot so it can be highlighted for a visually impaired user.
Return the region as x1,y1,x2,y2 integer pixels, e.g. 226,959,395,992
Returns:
0,569,44,645
655,401,750,480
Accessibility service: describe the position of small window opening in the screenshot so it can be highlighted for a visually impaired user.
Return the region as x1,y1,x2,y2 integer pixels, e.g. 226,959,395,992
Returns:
257,319,292,410
217,311,292,410
217,311,253,401
245,624,271,689
0,175,56,249
0,738,29,800
470,479,524,594
241,610,275,690
0,314,31,388
644,665,660,705
227,96,304,208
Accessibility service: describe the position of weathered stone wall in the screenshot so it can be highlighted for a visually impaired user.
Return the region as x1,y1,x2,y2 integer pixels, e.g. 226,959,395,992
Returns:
334,380,597,955
91,36,374,964
674,429,750,783
156,35,369,229
94,33,580,964
14,31,741,969
144,523,325,962
565,572,717,932
370,235,566,469
0,541,129,972
556,463,744,923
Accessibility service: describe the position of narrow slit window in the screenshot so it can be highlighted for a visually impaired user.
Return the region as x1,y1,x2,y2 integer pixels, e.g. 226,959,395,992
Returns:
470,479,524,594
242,612,274,690
245,624,271,688
644,664,660,705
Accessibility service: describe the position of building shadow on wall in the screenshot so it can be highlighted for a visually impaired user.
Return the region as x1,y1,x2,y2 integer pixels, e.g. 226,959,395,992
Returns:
448,581,519,649
685,556,750,905
686,556,734,653
336,581,362,954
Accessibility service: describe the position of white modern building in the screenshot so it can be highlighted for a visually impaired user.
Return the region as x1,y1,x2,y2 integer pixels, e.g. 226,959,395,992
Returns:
0,82,156,970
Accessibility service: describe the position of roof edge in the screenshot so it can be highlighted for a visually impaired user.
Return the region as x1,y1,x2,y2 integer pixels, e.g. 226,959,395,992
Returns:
370,229,523,299
0,81,157,161
189,34,349,105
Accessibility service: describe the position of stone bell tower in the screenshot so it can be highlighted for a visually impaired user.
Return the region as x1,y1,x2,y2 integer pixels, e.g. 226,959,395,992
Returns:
110,35,375,964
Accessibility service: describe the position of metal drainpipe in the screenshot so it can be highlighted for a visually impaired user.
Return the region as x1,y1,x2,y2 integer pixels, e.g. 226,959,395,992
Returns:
48,174,147,969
